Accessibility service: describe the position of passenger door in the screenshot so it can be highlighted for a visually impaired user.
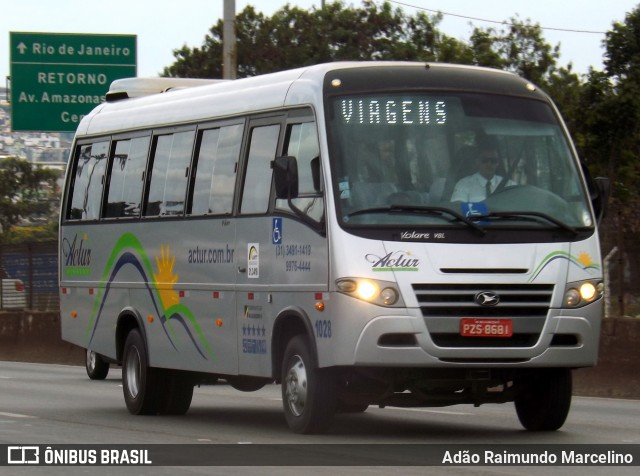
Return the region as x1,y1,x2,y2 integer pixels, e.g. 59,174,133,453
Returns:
235,118,282,377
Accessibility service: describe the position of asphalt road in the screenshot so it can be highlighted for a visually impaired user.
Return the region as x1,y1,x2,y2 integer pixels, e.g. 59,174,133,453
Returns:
0,361,639,475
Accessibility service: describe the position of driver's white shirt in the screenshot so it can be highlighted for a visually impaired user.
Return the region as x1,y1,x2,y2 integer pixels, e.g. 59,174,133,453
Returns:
450,173,508,202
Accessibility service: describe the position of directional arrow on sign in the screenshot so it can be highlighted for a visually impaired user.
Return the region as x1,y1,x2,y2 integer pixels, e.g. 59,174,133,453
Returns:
16,42,27,54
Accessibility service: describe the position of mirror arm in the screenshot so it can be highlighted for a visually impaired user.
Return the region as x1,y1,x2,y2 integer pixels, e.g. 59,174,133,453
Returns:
286,195,326,235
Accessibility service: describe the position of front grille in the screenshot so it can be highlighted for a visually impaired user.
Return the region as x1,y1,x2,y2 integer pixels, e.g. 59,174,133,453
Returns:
412,283,554,348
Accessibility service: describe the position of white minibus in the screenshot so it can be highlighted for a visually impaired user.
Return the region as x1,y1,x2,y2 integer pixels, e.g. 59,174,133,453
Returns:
60,62,608,433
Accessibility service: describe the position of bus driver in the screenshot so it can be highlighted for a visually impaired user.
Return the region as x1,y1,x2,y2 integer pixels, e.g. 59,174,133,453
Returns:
450,141,513,202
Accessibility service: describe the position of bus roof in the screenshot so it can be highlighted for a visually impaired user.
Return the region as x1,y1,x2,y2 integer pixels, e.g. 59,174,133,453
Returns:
76,62,538,137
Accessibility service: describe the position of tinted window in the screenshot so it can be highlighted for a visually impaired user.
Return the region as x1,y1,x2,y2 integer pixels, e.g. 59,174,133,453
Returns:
145,131,194,216
105,136,149,218
328,93,591,228
191,124,242,215
68,141,109,220
240,124,280,215
276,122,324,222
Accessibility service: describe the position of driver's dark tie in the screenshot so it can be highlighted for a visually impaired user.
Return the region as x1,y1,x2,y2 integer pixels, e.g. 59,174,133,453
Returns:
486,179,492,197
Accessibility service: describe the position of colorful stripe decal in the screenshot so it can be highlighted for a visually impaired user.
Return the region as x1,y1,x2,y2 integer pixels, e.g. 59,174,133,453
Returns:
84,232,214,360
529,251,600,282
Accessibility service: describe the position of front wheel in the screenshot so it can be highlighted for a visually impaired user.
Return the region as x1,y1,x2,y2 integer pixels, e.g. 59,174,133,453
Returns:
85,349,109,380
122,329,163,415
281,335,337,434
515,368,572,431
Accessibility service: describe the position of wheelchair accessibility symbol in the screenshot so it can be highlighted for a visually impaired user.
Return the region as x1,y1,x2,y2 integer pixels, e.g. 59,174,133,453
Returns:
272,218,283,244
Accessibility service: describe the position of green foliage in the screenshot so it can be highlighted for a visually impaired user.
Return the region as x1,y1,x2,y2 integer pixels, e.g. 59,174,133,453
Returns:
573,6,640,233
163,1,467,78
604,8,640,81
469,16,560,86
0,157,60,240
163,3,563,83
2,222,58,244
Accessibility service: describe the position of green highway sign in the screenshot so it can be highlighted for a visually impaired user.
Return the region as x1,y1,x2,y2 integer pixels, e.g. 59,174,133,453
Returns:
10,32,137,132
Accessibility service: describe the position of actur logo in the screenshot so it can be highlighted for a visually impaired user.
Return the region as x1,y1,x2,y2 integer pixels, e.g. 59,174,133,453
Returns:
366,251,420,271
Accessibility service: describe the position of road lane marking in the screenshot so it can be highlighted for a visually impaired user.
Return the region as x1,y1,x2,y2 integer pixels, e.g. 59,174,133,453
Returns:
0,412,36,419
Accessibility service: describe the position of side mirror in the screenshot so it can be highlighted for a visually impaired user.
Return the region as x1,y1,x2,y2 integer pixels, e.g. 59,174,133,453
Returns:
272,156,299,199
582,162,610,224
592,176,610,224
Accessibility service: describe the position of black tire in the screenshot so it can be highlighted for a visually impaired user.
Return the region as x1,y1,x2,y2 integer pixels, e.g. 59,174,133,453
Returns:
159,370,194,415
122,329,163,415
281,335,337,434
515,368,572,431
85,349,109,380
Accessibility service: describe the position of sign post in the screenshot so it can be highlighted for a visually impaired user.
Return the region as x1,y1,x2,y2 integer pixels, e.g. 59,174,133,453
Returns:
9,32,137,132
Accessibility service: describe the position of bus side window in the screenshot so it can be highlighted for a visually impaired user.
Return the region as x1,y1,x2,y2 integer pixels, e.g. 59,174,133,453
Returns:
145,130,195,217
67,141,109,220
105,136,149,218
190,124,242,215
240,124,280,215
276,122,324,223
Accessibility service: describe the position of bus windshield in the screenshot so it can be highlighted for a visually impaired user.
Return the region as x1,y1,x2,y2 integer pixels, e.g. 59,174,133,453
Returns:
328,92,593,231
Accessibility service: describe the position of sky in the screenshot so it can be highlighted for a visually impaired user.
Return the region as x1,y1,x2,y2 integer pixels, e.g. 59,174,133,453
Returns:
2,0,640,82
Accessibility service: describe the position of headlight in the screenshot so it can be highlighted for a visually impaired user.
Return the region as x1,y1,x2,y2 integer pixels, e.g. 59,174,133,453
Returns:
356,280,377,301
563,280,603,308
579,282,597,301
380,287,399,305
336,278,403,307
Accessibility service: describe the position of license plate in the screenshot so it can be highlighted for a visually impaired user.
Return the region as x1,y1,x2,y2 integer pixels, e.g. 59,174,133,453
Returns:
460,318,513,337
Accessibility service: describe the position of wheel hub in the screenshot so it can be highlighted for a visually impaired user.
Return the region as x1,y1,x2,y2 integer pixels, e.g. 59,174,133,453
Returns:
125,347,141,398
86,350,96,371
285,355,308,417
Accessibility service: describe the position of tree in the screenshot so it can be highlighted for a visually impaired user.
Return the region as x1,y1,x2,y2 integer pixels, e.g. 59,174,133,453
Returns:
580,5,640,229
469,16,560,86
0,157,59,240
544,65,582,139
162,1,473,78
566,5,640,316
604,7,640,82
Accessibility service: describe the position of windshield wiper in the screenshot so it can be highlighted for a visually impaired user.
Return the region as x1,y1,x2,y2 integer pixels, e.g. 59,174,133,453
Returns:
345,204,486,235
470,211,579,236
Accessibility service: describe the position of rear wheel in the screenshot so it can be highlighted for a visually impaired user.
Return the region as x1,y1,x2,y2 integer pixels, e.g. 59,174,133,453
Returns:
85,349,109,380
515,368,572,431
281,335,337,434
159,370,194,415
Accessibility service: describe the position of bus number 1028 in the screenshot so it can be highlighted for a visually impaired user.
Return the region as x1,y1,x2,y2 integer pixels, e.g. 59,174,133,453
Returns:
315,319,332,339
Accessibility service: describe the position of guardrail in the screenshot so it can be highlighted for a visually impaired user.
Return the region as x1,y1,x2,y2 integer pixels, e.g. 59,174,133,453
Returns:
0,242,58,311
